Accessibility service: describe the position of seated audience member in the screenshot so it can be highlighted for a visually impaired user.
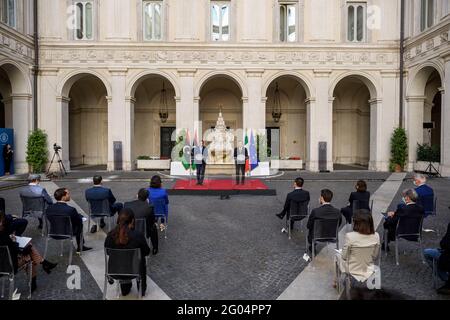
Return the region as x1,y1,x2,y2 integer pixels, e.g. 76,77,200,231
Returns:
341,180,371,224
397,174,434,215
46,188,92,253
19,174,53,229
147,175,169,232
104,208,150,297
423,222,450,295
306,189,341,252
275,177,310,230
85,175,123,233
0,210,57,293
0,197,28,236
383,189,424,251
335,210,380,287
413,174,434,216
124,188,159,255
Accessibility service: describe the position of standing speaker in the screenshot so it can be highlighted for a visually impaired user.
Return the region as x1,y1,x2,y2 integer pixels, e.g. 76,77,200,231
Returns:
113,141,123,171
423,122,435,129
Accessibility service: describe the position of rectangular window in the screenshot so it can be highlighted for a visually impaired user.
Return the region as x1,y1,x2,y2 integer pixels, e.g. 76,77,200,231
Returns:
347,2,366,42
420,0,434,31
279,3,296,42
1,0,16,28
74,1,94,40
211,1,230,41
143,1,163,41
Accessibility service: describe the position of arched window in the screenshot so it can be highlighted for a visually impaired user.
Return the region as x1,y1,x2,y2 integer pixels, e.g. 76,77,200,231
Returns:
144,1,163,41
0,0,16,28
347,2,366,42
420,0,435,31
74,1,94,40
211,1,230,41
279,2,296,42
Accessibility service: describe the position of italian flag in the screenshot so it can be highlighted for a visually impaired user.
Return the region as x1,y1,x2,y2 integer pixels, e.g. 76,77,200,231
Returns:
244,130,250,173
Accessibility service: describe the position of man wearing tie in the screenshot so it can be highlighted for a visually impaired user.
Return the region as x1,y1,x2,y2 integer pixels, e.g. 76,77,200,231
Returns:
234,141,249,185
193,140,208,185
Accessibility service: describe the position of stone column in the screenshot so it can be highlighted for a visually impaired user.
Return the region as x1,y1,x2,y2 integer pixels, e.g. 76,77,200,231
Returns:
108,68,129,171
245,70,265,132
308,70,333,172
55,95,71,171
124,96,136,170
177,69,197,137
441,55,450,176
368,98,383,171
10,94,32,173
305,97,318,171
405,96,426,171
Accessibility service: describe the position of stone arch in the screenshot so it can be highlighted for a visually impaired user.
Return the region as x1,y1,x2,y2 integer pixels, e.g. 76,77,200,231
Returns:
407,63,444,97
0,60,32,95
127,70,181,98
58,69,111,98
262,71,314,99
329,71,381,99
195,70,247,98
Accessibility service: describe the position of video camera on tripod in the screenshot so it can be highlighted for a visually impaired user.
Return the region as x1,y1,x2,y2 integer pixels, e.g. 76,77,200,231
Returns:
46,143,67,178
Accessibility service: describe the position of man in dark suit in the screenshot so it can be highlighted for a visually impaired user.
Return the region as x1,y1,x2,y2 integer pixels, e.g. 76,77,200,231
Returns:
384,189,424,250
234,141,249,185
85,175,123,233
45,188,92,253
276,177,310,230
306,189,341,251
192,140,208,185
124,188,159,255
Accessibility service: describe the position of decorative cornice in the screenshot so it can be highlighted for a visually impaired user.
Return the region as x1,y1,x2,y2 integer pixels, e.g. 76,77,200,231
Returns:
304,97,316,104
369,98,383,105
405,95,426,102
246,69,265,77
178,69,197,77
56,96,71,103
125,96,136,104
313,69,332,77
108,68,128,76
10,93,32,100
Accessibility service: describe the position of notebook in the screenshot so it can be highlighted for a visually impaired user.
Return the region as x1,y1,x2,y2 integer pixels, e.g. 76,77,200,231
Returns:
15,236,32,249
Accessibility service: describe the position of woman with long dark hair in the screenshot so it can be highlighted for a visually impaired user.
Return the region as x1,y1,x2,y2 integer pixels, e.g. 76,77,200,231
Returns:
341,180,371,224
0,210,57,293
104,208,150,297
2,144,13,175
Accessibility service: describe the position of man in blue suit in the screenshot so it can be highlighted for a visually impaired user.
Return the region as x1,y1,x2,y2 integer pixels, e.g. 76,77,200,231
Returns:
85,175,123,233
397,174,434,216
413,174,434,216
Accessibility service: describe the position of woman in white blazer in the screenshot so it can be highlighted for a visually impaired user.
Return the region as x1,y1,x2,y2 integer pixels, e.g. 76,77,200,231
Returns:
335,209,380,287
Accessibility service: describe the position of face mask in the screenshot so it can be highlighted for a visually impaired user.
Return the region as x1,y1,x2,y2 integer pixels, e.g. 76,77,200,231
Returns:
402,197,407,204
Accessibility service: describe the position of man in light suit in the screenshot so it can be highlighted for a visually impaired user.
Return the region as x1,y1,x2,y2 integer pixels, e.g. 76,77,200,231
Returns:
192,140,208,185
234,141,249,185
19,174,54,229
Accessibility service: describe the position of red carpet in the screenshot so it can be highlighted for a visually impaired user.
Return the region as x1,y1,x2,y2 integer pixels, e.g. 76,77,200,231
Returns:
172,179,269,190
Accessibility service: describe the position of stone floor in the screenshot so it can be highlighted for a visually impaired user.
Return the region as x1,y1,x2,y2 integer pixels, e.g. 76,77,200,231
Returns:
0,170,449,300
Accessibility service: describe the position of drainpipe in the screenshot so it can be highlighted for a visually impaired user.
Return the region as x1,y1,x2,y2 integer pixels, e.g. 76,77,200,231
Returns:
33,0,38,130
399,0,405,128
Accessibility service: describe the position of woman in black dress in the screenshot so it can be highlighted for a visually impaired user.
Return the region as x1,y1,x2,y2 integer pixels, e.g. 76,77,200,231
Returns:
2,144,13,175
341,180,371,224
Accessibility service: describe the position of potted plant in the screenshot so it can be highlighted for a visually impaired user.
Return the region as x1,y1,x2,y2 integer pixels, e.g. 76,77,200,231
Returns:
415,143,440,171
389,127,408,172
26,129,49,173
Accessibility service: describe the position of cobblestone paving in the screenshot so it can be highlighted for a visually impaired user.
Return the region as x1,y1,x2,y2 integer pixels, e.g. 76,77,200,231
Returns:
3,171,448,300
377,177,450,300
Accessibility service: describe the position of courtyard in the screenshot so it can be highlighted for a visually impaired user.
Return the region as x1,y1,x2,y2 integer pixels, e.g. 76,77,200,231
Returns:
0,169,448,300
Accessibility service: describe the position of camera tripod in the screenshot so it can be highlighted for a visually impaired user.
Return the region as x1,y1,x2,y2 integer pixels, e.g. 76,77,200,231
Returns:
46,149,67,178
422,129,441,178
